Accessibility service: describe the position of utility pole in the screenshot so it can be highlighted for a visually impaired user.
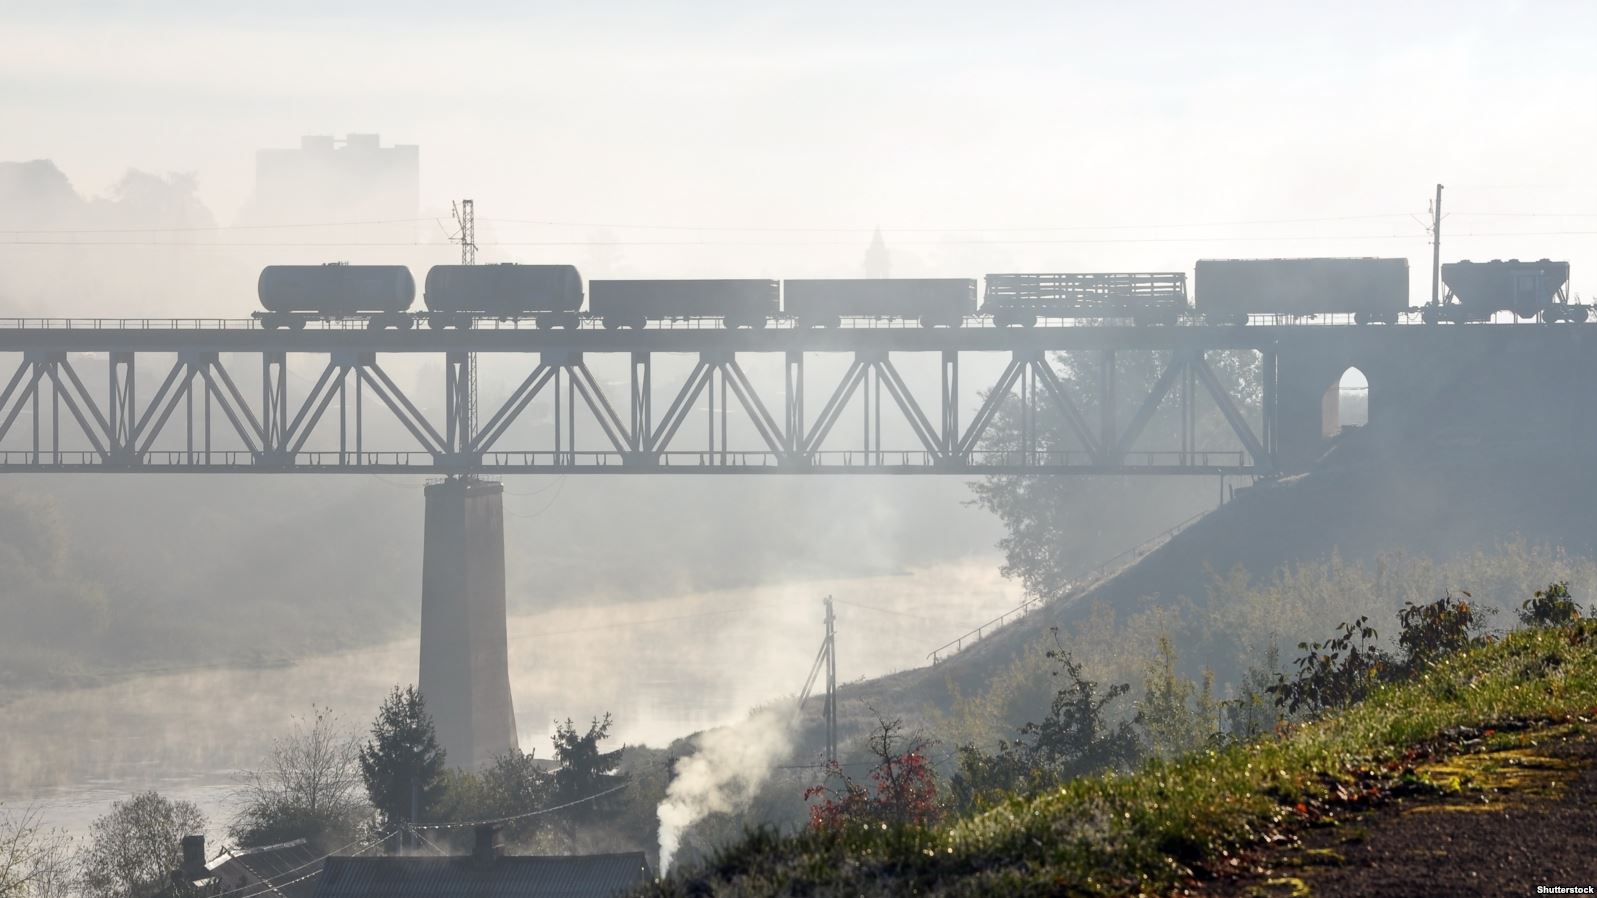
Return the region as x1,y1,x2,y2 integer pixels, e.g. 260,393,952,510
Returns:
795,595,839,767
451,200,479,444
824,596,837,766
1430,184,1443,307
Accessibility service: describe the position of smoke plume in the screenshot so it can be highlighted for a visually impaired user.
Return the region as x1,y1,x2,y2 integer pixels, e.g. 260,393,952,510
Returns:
656,708,794,873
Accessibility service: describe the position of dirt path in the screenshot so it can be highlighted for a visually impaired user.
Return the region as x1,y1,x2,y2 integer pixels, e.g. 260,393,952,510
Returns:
1210,729,1597,897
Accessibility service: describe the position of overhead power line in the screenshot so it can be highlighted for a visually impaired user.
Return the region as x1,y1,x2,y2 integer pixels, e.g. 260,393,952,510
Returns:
0,218,432,235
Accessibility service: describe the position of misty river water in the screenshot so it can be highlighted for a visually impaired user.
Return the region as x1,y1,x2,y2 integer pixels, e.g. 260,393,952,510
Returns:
0,559,1020,842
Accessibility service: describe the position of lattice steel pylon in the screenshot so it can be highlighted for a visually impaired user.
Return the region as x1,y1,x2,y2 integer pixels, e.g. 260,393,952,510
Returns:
451,200,479,445
796,596,838,765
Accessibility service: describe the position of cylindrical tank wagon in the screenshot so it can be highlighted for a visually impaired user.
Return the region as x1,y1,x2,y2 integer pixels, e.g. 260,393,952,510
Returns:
256,264,416,330
424,263,584,329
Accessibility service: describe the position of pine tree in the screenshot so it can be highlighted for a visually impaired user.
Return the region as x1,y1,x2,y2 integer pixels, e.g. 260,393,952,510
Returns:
358,686,446,840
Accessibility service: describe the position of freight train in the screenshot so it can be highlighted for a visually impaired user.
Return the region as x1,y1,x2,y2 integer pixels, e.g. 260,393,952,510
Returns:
252,257,1584,329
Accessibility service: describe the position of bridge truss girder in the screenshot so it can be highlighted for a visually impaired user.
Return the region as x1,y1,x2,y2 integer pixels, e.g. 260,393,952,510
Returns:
0,347,1273,475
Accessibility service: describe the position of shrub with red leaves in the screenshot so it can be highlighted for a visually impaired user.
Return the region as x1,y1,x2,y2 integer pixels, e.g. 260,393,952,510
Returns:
805,716,942,830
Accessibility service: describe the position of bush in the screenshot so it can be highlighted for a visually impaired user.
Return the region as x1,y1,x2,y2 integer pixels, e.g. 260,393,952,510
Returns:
1520,581,1582,628
1267,616,1389,715
951,641,1139,809
1396,593,1493,673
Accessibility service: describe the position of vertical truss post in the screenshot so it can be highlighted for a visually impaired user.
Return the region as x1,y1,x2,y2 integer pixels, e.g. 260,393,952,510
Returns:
262,351,287,462
444,351,475,464
108,352,134,463
1182,361,1195,466
1099,350,1116,460
566,364,576,464
1261,349,1277,462
631,352,650,454
941,350,958,458
785,351,803,455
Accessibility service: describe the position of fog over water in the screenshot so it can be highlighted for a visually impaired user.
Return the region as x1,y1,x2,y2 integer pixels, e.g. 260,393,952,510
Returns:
0,558,1019,840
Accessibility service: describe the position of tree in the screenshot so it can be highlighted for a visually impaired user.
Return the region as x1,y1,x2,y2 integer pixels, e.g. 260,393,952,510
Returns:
358,686,446,840
0,804,74,898
76,792,204,898
952,638,1140,809
231,706,366,853
1134,636,1220,758
1520,581,1583,628
806,715,941,830
432,749,552,850
969,350,1260,599
549,715,626,837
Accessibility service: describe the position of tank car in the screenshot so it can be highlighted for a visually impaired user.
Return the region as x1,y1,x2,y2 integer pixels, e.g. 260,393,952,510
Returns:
1428,259,1584,323
782,278,976,328
423,263,584,329
983,272,1188,327
255,263,415,330
589,279,778,329
1194,258,1409,325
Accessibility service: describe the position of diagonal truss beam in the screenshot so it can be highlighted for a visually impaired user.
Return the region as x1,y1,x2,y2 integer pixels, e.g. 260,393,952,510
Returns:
1108,350,1189,462
873,358,942,457
1027,355,1100,460
803,359,867,453
1192,354,1269,466
472,363,555,453
718,359,788,457
958,356,1025,456
568,361,632,454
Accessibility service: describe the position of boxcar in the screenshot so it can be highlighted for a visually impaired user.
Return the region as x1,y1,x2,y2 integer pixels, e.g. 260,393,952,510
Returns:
783,278,976,328
424,263,584,328
983,272,1188,327
589,279,778,328
1194,258,1409,324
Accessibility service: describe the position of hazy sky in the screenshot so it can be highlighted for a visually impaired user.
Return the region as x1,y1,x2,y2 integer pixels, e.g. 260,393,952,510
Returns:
3,1,1595,292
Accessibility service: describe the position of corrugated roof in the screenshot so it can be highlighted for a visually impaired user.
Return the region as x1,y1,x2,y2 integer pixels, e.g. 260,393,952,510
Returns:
313,853,651,898
207,839,324,898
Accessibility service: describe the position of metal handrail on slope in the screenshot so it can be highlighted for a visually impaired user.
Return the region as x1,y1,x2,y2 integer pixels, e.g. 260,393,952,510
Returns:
927,509,1210,664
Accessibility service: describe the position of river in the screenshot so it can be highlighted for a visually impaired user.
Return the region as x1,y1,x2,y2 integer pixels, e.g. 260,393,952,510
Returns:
0,559,1019,842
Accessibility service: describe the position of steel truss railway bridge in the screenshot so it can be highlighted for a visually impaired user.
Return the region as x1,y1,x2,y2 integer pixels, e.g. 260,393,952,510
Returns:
4,314,1590,767
0,317,1580,477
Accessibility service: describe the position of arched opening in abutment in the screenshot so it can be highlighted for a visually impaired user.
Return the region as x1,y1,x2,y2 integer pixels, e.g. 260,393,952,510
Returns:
1322,366,1369,437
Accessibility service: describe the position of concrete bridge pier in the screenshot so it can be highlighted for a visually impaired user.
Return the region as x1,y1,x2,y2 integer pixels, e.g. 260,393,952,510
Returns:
418,476,518,769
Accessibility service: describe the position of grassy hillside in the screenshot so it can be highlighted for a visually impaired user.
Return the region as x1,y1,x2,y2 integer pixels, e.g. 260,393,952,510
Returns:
647,619,1597,897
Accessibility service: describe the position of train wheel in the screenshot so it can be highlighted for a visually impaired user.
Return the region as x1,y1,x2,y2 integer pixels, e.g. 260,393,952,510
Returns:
1574,307,1591,324
288,318,306,330
1019,313,1037,328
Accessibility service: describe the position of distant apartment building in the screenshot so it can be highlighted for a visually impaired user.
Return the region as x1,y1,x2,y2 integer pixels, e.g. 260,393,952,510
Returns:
244,134,419,226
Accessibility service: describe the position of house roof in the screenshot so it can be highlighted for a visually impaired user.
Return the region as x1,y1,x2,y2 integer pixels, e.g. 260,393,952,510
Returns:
312,853,651,898
206,839,325,898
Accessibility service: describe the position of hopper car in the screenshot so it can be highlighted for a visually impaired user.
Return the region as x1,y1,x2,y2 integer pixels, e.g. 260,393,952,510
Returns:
983,272,1187,327
1428,259,1584,323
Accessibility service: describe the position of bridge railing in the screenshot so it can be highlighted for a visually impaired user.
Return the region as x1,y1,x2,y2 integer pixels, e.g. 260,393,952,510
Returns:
0,448,1251,471
0,309,1558,332
927,508,1210,664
